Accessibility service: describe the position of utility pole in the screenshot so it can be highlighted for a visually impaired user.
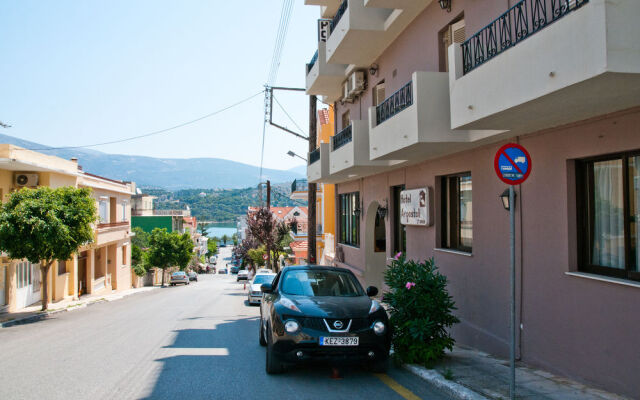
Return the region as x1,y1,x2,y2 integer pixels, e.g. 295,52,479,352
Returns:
308,95,317,264
265,180,272,270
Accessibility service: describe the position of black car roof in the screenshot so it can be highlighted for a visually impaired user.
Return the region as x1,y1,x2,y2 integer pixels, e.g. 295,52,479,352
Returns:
282,265,353,274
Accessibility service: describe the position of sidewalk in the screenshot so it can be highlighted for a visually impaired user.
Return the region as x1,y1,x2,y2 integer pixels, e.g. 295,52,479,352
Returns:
404,346,629,400
0,286,159,328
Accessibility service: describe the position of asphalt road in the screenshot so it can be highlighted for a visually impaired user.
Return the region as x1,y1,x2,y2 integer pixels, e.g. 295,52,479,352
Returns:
0,249,453,400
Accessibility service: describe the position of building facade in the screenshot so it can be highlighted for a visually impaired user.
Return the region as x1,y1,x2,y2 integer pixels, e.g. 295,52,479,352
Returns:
0,145,135,311
304,0,640,397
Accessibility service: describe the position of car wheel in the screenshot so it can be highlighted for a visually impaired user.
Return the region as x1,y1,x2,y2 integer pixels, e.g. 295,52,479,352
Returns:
265,326,283,374
370,355,389,373
259,318,267,346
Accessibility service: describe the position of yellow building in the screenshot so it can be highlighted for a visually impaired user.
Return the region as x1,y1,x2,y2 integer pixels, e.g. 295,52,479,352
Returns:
290,106,336,265
0,144,135,312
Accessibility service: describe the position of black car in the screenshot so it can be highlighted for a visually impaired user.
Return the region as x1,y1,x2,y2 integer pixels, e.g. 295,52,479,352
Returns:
230,266,240,274
259,265,390,374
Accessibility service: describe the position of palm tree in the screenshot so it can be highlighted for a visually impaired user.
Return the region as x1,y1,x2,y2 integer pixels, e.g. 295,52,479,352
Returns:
222,234,229,245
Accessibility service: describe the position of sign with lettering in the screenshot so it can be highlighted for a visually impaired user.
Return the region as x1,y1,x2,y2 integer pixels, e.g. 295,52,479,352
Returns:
494,143,532,185
400,188,431,226
318,19,331,42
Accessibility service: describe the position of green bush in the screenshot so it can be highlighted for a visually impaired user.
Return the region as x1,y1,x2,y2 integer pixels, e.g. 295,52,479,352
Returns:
383,255,459,366
132,263,147,277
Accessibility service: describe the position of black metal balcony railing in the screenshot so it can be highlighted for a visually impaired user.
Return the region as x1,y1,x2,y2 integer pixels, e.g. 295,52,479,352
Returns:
307,50,318,74
291,179,309,193
309,148,321,165
461,0,589,75
375,81,413,126
331,125,353,151
330,0,348,35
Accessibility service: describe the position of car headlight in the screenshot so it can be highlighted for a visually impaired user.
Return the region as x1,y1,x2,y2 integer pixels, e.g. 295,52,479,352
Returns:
279,296,301,313
284,320,300,334
373,321,386,336
369,300,381,314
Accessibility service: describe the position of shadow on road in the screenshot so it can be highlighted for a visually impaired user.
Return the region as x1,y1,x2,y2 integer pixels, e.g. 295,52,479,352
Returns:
141,317,415,400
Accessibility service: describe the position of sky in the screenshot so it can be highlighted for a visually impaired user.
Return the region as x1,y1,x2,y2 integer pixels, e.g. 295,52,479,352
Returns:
0,0,320,171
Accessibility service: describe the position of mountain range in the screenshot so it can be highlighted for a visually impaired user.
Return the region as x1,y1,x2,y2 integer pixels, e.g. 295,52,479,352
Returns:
0,133,305,190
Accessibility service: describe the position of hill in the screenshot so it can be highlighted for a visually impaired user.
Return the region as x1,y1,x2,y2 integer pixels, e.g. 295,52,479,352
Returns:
144,184,305,222
0,133,304,189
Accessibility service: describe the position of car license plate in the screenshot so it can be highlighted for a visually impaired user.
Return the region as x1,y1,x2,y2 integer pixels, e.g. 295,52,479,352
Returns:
319,337,359,346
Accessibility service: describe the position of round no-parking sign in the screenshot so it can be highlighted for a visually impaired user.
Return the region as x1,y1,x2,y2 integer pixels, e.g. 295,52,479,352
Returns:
494,143,532,185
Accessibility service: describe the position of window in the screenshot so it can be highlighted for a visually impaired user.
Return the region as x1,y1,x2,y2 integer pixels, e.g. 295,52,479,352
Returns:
58,260,66,275
281,270,364,297
341,110,351,131
441,172,472,252
339,192,360,247
121,201,127,221
440,18,465,72
372,81,385,107
577,152,640,282
99,201,108,223
392,185,407,254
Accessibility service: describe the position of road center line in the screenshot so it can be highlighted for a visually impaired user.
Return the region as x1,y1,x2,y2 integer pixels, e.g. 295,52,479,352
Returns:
374,373,423,400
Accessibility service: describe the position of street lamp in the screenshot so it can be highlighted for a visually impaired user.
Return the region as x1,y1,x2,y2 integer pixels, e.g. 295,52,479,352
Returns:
439,0,452,12
287,150,307,162
500,188,516,211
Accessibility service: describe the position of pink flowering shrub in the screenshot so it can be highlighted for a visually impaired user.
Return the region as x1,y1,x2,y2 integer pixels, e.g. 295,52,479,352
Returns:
383,255,459,365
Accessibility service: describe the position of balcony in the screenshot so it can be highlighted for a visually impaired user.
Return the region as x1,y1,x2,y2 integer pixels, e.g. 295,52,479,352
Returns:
306,42,347,102
96,221,130,245
328,120,401,183
369,71,500,162
290,179,322,200
304,0,342,18
448,0,640,132
307,143,331,183
325,0,431,67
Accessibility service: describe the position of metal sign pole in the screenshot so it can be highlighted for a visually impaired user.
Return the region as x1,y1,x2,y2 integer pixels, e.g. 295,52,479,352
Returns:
509,185,516,400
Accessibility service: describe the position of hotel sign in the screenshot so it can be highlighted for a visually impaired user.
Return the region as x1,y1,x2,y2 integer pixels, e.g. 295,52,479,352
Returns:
400,188,431,226
318,19,331,42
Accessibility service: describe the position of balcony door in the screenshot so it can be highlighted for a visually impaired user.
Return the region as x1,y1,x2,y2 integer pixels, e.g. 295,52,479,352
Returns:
441,18,465,72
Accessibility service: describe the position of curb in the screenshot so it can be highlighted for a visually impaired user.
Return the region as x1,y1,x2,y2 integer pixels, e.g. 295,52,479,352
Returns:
0,287,157,329
403,364,488,400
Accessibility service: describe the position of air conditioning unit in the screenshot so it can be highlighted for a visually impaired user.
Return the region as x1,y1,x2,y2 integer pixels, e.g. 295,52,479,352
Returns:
14,173,39,187
342,81,354,103
347,71,366,97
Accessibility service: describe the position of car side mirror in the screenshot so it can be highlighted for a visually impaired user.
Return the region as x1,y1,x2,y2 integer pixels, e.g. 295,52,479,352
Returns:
366,286,378,297
261,283,273,293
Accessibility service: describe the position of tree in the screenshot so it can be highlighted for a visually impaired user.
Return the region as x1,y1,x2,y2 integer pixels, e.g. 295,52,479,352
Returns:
232,233,238,246
246,208,295,272
131,227,150,249
247,246,266,267
222,234,229,245
206,240,218,258
0,187,97,311
147,228,194,287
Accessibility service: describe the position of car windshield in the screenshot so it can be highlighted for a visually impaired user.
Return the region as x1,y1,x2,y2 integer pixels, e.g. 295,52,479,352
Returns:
252,274,275,285
172,272,184,276
281,270,364,297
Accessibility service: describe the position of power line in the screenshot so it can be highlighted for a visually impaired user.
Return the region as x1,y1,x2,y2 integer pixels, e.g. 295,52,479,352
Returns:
21,91,264,151
273,95,306,136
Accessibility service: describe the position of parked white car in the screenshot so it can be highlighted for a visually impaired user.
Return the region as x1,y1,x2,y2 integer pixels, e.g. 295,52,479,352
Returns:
247,273,276,305
237,269,249,281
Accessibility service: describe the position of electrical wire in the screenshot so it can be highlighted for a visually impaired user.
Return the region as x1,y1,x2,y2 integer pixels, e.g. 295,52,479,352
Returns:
21,91,264,151
273,95,306,136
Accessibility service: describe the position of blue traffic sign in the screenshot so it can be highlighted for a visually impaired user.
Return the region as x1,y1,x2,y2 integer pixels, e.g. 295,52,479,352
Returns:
494,143,532,185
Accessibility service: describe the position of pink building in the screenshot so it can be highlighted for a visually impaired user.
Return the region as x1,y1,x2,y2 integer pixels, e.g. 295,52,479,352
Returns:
304,0,640,397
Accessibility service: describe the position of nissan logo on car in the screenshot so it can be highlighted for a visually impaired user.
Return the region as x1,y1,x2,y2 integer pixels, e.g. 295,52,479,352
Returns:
333,320,343,329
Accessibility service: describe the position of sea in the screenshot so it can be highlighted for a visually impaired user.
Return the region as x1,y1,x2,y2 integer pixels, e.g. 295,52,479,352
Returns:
205,223,237,241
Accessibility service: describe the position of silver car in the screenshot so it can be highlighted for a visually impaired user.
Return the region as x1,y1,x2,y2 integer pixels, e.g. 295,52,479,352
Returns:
247,273,276,305
170,271,190,286
237,269,249,281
